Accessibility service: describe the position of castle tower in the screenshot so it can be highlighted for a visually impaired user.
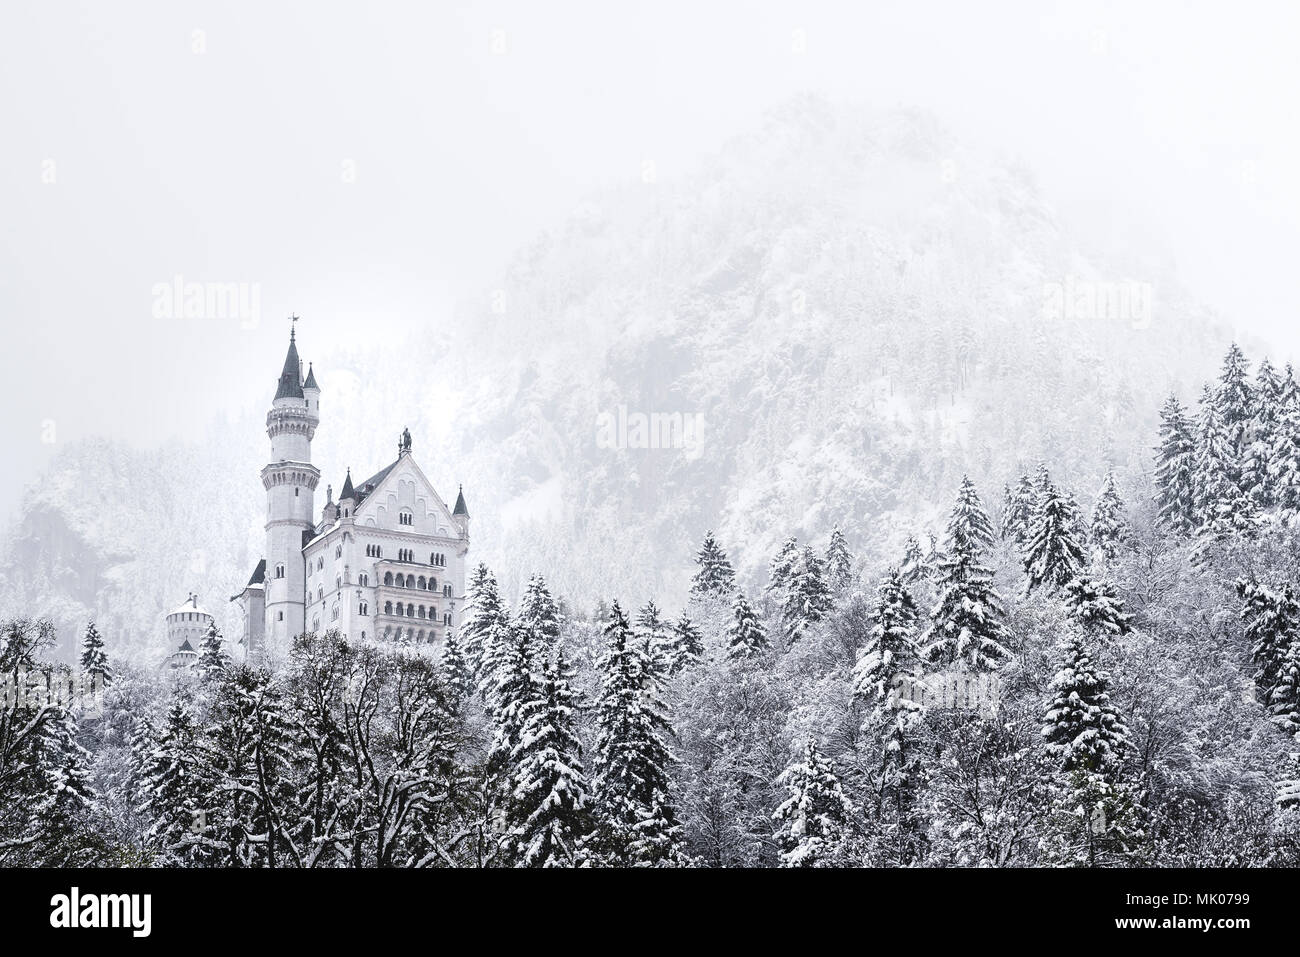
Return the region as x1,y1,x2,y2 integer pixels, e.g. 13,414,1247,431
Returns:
260,326,321,661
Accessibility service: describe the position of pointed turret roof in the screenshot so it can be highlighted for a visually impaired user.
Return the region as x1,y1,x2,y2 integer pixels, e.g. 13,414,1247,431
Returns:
274,328,304,400
453,485,469,517
340,469,356,500
303,362,319,390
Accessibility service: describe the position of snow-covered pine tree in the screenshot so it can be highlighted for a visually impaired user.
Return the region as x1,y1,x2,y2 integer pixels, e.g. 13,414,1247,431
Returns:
1089,470,1128,564
1215,342,1255,474
1154,393,1198,535
518,575,562,656
588,601,680,866
1000,474,1036,545
852,570,921,711
771,739,855,867
690,531,737,598
1193,384,1259,545
1040,628,1141,865
727,594,769,660
484,616,537,788
1270,364,1300,512
509,646,590,867
79,620,111,688
780,545,834,642
665,612,704,675
140,695,215,866
1063,575,1133,639
1245,357,1284,506
461,563,507,683
438,629,474,703
924,478,1011,672
824,526,854,591
195,619,229,683
1235,577,1300,708
1022,479,1087,594
27,700,97,865
635,599,669,666
1269,640,1300,737
898,534,928,584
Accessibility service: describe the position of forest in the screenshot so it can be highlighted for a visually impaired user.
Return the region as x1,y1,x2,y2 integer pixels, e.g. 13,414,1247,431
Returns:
2,342,1299,868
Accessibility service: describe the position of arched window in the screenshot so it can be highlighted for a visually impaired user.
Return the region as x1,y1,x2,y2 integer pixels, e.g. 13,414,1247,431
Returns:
403,574,413,588
396,603,404,617
317,557,324,570
275,563,285,579
443,584,452,597
336,575,341,590
417,606,425,619
406,603,415,617
331,603,339,620
359,601,369,616
428,577,437,591
335,545,342,559
417,630,425,643
417,576,426,589
317,588,324,601
443,612,452,626
384,572,393,586
399,510,413,526
384,601,392,615
359,573,368,586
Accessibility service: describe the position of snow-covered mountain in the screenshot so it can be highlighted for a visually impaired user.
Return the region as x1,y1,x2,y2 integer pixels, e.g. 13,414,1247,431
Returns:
0,96,1246,663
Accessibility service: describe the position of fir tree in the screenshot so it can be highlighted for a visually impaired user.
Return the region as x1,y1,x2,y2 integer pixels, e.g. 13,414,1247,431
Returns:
771,740,855,867
780,546,834,642
852,570,921,711
690,531,737,598
664,612,704,675
1236,577,1300,707
518,575,562,656
924,478,1011,672
1271,364,1300,512
78,620,111,687
195,620,229,683
727,594,769,660
27,701,97,865
1193,383,1257,544
1153,393,1198,535
509,646,590,867
140,696,215,866
1089,470,1128,564
1001,475,1036,545
588,602,680,866
461,563,507,683
1216,342,1255,470
1063,576,1133,639
1022,479,1087,594
824,527,854,591
1246,357,1284,506
438,629,474,703
635,599,669,664
899,534,928,584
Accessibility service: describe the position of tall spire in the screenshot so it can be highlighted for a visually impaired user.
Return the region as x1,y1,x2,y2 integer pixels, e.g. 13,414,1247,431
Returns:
303,362,319,391
274,324,304,400
340,468,355,500
453,484,469,517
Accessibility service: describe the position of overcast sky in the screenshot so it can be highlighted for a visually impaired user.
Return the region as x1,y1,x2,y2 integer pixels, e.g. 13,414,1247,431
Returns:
2,0,1298,521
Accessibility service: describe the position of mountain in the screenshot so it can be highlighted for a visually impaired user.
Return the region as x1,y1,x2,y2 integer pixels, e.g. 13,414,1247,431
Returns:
0,96,1247,664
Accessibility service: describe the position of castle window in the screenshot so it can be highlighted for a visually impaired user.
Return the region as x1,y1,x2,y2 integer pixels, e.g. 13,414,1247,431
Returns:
360,630,366,641
331,603,339,620
277,611,283,621
359,601,369,616
275,563,285,579
417,576,426,589
404,574,414,588
399,510,413,526
417,630,425,643
312,616,320,630
428,577,437,591
443,584,452,597
384,601,392,615
443,612,451,626
317,588,324,602
406,603,415,617
335,545,342,559
317,557,324,570
417,606,425,619
359,573,368,586
384,572,393,586
336,575,341,590
396,603,404,617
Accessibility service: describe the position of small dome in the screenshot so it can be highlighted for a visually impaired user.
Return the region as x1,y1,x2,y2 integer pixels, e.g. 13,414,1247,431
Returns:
167,595,213,620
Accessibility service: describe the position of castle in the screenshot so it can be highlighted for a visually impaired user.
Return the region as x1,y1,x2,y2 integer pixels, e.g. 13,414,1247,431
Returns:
227,326,470,663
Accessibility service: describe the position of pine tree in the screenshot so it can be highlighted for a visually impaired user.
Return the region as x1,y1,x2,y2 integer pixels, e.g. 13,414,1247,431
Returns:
779,546,833,642
438,629,474,703
484,617,537,783
1154,393,1198,535
196,620,229,683
588,602,680,866
771,740,855,867
727,594,769,660
28,702,97,865
635,599,669,665
509,647,590,867
1193,383,1257,544
1269,640,1300,737
1063,575,1133,639
852,570,921,710
1271,364,1300,512
1246,358,1284,506
1216,342,1254,471
924,478,1011,672
78,620,111,687
140,696,215,866
1089,470,1128,564
1235,577,1300,708
1001,475,1036,544
1023,479,1087,594
824,527,854,591
518,575,562,656
461,563,507,683
690,531,737,598
664,612,703,675
899,534,928,584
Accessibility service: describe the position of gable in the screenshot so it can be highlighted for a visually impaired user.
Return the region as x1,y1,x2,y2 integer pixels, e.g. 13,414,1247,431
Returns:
355,456,456,536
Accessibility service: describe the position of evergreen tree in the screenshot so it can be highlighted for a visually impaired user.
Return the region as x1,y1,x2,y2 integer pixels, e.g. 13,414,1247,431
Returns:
195,620,229,683
664,612,703,675
1246,357,1284,506
1154,393,1198,535
924,478,1011,672
27,702,97,865
852,570,921,710
690,531,737,598
771,740,854,867
461,563,507,683
1001,475,1036,544
1063,576,1133,639
635,599,669,663
588,602,680,866
79,620,111,687
438,629,474,703
1089,470,1128,564
518,575,562,656
779,546,834,642
1023,479,1087,594
824,527,854,591
509,647,590,867
1270,364,1300,512
1193,383,1258,543
140,696,215,866
1236,577,1300,708
1215,343,1254,471
898,534,929,584
727,594,769,660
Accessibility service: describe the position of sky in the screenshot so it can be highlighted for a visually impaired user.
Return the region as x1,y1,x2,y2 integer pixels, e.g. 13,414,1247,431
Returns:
1,0,1298,521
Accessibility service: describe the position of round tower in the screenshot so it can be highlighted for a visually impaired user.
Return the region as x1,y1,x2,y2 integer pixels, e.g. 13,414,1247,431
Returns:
163,593,213,672
261,325,321,661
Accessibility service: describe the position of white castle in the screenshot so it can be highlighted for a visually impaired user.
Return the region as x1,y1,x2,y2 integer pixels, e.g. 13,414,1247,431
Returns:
225,326,470,663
